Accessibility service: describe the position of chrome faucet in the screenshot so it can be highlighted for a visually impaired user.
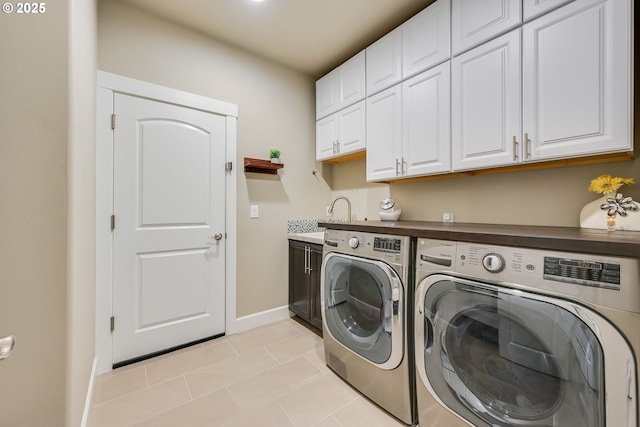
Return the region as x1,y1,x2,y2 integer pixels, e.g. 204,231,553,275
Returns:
328,196,351,222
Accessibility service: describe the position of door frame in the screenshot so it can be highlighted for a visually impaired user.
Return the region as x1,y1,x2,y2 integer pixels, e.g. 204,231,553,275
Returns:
95,71,238,374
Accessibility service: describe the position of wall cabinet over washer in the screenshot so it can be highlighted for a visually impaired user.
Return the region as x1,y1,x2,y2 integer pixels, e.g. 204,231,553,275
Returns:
288,240,322,330
452,0,632,172
367,62,451,182
366,0,451,97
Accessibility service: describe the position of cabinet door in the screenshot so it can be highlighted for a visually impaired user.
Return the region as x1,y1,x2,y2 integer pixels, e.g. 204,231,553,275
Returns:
338,51,366,110
452,0,521,56
315,70,338,120
403,0,451,79
523,0,574,22
288,241,310,320
337,100,366,155
316,114,337,160
452,29,521,171
366,27,403,96
309,245,323,331
403,62,451,177
366,84,403,182
523,0,632,161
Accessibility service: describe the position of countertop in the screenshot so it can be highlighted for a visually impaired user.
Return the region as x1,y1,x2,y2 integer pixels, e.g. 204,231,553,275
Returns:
318,220,640,258
287,231,324,245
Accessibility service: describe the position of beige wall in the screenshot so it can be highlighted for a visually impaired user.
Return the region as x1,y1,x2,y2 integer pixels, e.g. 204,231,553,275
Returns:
391,160,640,226
329,159,639,225
67,0,98,425
1,2,67,425
97,0,332,317
1,1,96,424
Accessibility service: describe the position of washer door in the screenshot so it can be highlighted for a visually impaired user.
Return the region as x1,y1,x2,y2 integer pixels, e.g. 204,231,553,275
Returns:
322,252,404,370
415,275,635,427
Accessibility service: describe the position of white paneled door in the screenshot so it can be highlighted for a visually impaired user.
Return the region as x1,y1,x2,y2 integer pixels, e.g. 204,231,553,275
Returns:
112,93,226,364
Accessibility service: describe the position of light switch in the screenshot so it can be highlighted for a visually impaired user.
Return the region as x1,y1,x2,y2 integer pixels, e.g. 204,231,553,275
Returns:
250,205,259,218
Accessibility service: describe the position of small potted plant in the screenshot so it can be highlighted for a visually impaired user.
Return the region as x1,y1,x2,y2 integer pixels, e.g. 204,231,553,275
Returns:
269,149,281,163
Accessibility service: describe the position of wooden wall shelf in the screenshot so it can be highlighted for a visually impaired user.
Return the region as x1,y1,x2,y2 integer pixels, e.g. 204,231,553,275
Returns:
244,157,284,175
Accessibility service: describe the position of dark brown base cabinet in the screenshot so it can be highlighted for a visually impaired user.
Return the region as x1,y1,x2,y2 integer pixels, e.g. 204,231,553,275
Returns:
288,240,323,331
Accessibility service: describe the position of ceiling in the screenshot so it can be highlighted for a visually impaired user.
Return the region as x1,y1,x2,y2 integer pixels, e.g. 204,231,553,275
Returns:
117,0,436,78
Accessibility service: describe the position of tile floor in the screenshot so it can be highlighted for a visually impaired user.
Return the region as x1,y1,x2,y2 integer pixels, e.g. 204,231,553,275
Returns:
88,318,407,427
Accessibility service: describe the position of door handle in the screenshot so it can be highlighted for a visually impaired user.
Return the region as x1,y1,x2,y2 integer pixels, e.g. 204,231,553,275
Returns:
211,233,223,241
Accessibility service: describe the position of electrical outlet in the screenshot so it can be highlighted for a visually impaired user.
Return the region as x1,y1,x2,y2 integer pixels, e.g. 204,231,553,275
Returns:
442,212,453,223
250,205,259,218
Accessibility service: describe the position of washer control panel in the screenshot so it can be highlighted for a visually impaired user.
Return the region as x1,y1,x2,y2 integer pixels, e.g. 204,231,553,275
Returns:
416,239,640,314
543,257,621,290
324,230,409,265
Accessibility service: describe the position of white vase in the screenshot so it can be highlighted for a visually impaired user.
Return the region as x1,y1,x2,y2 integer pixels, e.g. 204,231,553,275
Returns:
579,193,640,231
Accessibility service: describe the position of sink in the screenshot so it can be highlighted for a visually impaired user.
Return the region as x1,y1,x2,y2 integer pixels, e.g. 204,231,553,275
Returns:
287,231,324,245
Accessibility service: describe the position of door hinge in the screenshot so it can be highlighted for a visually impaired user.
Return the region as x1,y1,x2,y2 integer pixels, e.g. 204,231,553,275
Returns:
225,161,233,172
110,316,115,333
110,215,115,231
111,114,116,130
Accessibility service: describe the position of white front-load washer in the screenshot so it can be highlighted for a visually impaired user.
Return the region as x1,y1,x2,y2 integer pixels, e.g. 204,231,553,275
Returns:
322,229,416,425
414,239,640,427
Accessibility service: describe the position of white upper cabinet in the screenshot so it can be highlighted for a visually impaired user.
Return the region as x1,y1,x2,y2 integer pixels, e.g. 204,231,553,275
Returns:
316,100,366,161
366,28,403,96
315,70,338,120
523,0,574,22
452,0,521,56
337,51,366,110
402,62,451,177
452,29,522,171
366,85,402,181
402,0,451,79
522,0,632,161
315,51,365,120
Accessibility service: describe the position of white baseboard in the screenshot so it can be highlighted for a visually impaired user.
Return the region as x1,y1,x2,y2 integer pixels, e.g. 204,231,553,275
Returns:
81,357,98,427
231,305,291,335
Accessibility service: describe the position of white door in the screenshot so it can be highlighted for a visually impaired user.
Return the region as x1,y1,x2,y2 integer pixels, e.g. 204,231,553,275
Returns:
522,0,574,22
522,0,632,161
451,0,521,56
402,0,451,79
403,62,451,177
452,29,521,171
366,84,402,182
337,100,366,155
112,93,226,364
337,51,366,110
315,70,338,120
366,27,403,96
316,114,338,160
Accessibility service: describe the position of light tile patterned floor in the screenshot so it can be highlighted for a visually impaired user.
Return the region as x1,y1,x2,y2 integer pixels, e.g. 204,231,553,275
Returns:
88,318,407,427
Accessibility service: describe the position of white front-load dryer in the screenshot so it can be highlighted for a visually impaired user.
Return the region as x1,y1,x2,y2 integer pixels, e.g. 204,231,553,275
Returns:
415,239,640,427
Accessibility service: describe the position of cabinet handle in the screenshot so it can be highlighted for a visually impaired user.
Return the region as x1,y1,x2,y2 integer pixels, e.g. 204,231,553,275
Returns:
336,139,340,154
304,246,309,274
395,158,400,176
402,157,407,176
332,141,337,155
513,136,519,161
525,133,531,160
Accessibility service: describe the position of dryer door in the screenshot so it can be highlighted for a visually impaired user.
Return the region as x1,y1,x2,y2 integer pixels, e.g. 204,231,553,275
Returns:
415,275,636,427
322,252,404,370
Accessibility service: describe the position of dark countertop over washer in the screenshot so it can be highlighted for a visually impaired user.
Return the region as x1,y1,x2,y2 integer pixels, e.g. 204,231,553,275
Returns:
318,220,640,258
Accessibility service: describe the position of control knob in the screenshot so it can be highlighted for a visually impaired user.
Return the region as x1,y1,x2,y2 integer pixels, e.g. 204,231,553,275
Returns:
482,253,505,273
348,237,360,249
